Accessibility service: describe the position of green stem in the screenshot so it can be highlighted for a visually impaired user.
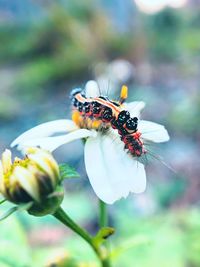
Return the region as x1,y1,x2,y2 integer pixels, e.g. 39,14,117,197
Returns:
54,207,92,244
101,258,111,267
99,200,111,267
53,207,108,266
99,200,108,227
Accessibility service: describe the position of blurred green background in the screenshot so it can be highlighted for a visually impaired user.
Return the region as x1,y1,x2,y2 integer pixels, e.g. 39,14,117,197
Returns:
0,0,200,266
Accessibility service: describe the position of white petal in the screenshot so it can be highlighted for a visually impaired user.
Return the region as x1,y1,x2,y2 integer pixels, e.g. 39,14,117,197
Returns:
84,133,146,204
28,151,59,187
11,119,78,148
0,160,3,179
85,80,100,98
1,149,12,173
12,166,40,202
125,101,146,118
138,120,170,143
0,160,5,193
17,129,97,152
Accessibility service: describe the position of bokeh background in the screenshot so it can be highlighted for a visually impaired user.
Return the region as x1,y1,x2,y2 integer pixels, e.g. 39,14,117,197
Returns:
0,0,200,266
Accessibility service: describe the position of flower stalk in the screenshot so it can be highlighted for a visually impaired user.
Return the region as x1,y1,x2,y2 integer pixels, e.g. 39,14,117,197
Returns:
99,200,111,267
99,200,108,228
53,207,94,250
53,206,112,267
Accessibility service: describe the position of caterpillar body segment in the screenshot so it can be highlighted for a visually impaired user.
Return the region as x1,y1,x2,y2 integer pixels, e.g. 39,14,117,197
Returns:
71,86,145,157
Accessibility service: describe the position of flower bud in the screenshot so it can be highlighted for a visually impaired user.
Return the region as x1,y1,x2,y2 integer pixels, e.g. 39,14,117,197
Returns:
0,148,64,216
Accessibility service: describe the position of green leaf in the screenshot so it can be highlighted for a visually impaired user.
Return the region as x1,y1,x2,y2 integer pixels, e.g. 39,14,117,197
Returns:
110,235,150,259
93,227,115,247
0,199,6,205
59,163,80,180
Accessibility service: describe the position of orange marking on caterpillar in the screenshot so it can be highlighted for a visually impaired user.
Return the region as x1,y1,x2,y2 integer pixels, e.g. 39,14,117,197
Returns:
70,86,146,157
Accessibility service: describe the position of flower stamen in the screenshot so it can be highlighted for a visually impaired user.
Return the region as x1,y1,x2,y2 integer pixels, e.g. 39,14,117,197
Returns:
72,110,105,131
119,85,128,104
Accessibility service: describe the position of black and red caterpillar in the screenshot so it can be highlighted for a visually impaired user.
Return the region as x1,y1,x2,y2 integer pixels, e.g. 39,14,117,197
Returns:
71,87,146,157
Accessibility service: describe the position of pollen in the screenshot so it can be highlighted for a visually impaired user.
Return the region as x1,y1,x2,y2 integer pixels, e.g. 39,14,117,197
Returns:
72,110,104,131
92,120,102,129
120,85,128,104
72,110,82,126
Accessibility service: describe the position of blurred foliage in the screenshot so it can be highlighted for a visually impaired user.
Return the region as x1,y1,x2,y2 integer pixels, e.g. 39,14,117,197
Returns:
2,200,200,266
0,1,200,267
168,93,200,135
0,1,132,94
0,3,200,119
143,8,200,60
154,177,187,208
0,214,31,266
1,3,199,95
0,3,199,110
113,208,200,267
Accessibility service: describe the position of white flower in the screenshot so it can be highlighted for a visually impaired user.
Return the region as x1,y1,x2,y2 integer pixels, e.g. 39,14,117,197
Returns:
11,81,169,204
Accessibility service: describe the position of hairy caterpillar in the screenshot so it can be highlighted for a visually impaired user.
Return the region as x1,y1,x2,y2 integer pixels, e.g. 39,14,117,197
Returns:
70,86,146,157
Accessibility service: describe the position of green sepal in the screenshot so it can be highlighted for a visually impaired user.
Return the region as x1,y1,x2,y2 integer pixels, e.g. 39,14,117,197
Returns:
0,207,18,221
93,227,115,247
0,202,33,221
59,163,80,181
28,186,64,217
0,199,6,205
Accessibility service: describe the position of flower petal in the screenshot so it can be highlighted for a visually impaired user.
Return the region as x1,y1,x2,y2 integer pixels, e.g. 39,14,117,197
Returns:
0,160,5,194
17,129,97,153
1,149,12,173
12,166,40,202
84,132,146,204
11,119,78,148
138,120,170,143
125,101,146,118
28,150,59,187
85,80,100,98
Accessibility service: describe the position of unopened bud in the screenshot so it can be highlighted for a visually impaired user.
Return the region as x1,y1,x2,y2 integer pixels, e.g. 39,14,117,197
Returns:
0,148,64,216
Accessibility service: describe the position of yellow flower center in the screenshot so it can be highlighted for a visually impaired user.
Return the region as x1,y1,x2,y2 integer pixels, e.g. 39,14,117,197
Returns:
3,157,30,191
72,110,106,131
